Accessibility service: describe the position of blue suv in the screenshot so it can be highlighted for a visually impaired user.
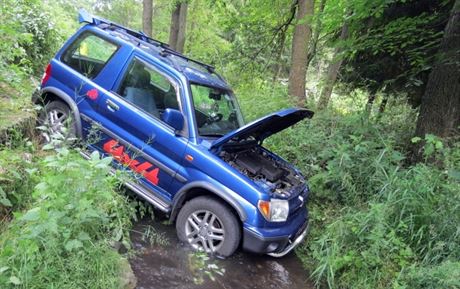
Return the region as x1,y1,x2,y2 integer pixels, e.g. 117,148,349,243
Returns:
33,10,313,257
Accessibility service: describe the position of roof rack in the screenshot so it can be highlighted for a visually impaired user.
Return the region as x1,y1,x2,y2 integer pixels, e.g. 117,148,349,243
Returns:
78,9,215,73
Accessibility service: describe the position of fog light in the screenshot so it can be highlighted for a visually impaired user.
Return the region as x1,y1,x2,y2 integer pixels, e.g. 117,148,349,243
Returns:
267,242,279,252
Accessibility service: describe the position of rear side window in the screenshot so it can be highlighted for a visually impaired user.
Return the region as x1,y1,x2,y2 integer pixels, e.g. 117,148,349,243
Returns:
62,32,119,79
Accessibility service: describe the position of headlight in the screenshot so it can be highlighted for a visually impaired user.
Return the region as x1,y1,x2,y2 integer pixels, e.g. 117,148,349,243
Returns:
258,199,289,222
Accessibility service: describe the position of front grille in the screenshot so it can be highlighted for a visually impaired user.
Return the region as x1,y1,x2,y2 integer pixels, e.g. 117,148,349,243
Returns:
288,187,309,217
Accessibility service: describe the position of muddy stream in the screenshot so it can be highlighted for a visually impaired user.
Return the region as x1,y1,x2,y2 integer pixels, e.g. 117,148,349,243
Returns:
129,217,314,289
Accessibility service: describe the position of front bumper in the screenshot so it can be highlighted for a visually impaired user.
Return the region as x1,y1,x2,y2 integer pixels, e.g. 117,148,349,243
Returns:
242,219,310,257
267,221,310,257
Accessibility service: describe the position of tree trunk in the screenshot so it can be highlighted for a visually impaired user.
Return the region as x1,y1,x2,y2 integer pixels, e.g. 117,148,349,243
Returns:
364,89,378,118
414,0,460,139
169,2,188,53
288,0,314,105
317,22,349,109
169,3,180,50
378,94,389,114
175,3,188,53
142,0,153,37
376,93,389,121
305,0,326,72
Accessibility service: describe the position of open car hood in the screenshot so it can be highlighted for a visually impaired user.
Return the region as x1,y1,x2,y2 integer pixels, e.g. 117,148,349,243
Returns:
210,108,314,150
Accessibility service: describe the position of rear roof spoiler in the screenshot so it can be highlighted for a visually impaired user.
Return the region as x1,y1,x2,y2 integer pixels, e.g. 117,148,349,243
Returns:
77,9,215,73
78,9,94,24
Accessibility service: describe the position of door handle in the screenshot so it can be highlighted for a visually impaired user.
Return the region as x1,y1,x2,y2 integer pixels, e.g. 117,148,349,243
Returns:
106,99,119,112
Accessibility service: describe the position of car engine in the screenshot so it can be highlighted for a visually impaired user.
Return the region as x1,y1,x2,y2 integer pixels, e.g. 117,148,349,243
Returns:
219,147,305,198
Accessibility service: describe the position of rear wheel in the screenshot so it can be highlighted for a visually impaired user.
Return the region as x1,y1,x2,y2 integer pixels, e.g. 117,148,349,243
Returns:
176,196,241,257
38,100,76,144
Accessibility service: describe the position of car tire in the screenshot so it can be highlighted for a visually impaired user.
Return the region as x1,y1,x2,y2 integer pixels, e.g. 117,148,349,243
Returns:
38,100,76,144
176,196,241,257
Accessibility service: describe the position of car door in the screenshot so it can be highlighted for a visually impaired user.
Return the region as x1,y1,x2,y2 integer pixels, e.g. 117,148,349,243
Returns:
89,55,189,203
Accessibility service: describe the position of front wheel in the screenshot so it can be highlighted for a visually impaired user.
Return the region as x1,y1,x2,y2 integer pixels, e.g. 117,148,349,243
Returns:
176,196,241,257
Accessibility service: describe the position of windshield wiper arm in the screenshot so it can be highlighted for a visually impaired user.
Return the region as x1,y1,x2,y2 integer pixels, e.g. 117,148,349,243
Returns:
200,133,224,137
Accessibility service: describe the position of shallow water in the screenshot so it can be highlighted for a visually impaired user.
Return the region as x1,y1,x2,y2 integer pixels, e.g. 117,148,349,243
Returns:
129,217,314,289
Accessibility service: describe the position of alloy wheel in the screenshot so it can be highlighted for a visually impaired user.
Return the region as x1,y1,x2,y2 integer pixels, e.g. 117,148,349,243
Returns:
185,210,225,253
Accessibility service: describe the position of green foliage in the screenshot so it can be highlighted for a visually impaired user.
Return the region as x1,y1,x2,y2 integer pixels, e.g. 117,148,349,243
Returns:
95,0,142,30
0,146,37,214
235,81,292,121
309,162,459,289
189,251,225,284
0,148,134,289
0,0,59,79
321,0,391,33
342,0,453,94
140,224,169,247
267,96,416,204
210,0,294,75
400,260,460,289
236,80,459,289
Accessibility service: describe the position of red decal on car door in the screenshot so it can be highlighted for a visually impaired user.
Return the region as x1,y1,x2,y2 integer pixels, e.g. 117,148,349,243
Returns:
102,139,160,185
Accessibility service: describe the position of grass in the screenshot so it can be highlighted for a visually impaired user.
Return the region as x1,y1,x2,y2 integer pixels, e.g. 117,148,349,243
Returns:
0,79,36,146
0,99,33,128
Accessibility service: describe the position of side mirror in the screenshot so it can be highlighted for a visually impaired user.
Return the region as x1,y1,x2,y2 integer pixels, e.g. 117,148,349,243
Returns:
161,108,184,132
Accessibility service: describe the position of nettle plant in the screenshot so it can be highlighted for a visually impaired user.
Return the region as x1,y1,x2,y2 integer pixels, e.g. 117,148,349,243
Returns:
0,143,37,213
0,146,134,288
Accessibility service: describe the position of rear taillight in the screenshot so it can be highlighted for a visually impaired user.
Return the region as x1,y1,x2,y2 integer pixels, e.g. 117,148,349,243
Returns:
41,63,52,86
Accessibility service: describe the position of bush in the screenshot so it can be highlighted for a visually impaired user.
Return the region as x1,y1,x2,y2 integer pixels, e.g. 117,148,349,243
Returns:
0,0,59,84
0,146,37,216
0,148,134,288
236,81,459,289
267,107,413,205
235,80,292,121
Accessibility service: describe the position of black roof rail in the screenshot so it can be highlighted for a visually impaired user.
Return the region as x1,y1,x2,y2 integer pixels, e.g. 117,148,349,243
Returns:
78,9,215,73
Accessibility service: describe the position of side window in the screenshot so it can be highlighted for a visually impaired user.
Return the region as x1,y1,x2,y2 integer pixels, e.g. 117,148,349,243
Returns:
62,33,119,79
118,58,179,121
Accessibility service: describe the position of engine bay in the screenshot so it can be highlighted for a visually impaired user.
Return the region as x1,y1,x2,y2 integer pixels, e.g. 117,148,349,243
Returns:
219,146,305,198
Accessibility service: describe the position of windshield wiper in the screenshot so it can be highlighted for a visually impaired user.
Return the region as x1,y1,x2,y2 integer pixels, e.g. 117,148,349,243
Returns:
200,133,224,137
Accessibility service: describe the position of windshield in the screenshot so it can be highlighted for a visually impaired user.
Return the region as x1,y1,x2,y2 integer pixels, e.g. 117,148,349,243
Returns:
191,84,244,137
